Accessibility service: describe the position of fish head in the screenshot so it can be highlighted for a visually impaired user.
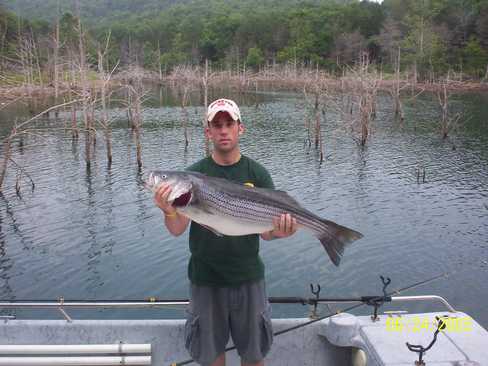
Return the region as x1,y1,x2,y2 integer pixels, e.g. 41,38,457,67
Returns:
146,170,193,207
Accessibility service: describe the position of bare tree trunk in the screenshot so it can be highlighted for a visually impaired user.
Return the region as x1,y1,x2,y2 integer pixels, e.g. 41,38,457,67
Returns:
17,18,26,87
304,114,312,148
99,49,113,166
0,137,12,192
71,101,78,139
360,97,369,146
316,102,324,163
90,103,96,147
133,93,143,168
17,21,35,101
181,86,190,150
438,82,449,139
126,69,145,169
101,85,111,165
53,4,60,118
413,61,418,88
314,92,320,149
393,47,405,122
76,1,91,169
68,67,79,139
105,128,112,166
158,40,163,82
127,85,134,128
30,27,43,88
202,58,210,156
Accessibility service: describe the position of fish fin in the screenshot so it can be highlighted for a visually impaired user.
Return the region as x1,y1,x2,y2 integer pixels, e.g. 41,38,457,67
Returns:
200,224,224,237
316,220,363,266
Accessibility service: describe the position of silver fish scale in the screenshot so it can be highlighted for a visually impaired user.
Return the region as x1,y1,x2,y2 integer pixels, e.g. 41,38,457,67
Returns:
195,184,331,236
198,185,283,224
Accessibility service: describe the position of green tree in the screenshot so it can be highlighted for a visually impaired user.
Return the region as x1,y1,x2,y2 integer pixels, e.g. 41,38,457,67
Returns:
463,36,488,77
246,47,264,70
59,12,79,50
0,6,20,58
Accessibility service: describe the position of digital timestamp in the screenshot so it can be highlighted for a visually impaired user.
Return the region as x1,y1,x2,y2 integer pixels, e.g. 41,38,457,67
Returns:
385,316,473,333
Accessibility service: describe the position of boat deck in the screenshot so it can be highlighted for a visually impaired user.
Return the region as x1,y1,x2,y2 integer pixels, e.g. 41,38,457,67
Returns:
1,311,487,365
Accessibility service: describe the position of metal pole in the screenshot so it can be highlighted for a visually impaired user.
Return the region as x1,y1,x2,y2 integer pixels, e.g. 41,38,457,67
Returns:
0,356,151,366
0,344,151,355
0,295,456,312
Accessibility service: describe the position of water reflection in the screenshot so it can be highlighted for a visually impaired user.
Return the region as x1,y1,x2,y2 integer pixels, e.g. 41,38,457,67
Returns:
0,211,14,303
0,89,486,325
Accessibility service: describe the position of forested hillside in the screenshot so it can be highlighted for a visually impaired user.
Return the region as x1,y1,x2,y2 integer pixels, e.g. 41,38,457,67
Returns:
1,0,189,24
1,0,355,23
1,0,487,81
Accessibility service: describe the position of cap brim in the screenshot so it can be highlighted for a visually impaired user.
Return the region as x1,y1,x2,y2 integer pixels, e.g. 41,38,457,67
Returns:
207,108,239,122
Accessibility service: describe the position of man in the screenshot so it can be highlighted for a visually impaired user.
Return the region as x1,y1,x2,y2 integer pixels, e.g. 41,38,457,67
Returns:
154,98,297,366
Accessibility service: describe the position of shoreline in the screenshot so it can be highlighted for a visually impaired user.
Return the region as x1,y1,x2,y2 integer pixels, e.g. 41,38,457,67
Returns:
1,74,487,103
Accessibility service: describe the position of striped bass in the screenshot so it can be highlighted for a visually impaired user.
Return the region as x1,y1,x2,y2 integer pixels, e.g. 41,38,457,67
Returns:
146,170,363,266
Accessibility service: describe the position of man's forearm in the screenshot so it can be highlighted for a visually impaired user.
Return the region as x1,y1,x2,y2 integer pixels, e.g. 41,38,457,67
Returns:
164,212,190,236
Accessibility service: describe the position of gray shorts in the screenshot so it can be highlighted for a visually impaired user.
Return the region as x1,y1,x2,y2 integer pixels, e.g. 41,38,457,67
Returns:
184,279,273,366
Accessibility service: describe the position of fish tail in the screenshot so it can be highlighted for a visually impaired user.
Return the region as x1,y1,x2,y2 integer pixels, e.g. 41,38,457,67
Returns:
315,219,363,266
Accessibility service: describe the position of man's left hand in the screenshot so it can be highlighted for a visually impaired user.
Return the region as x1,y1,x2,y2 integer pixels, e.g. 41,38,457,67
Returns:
271,213,297,238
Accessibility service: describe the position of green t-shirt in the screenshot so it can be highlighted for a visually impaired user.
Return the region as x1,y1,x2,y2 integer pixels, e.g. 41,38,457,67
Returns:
186,155,275,287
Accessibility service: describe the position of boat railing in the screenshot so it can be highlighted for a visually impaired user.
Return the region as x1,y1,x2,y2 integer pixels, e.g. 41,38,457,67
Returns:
0,295,456,322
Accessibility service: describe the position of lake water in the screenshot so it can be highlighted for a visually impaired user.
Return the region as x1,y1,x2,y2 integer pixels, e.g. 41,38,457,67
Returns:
0,88,487,327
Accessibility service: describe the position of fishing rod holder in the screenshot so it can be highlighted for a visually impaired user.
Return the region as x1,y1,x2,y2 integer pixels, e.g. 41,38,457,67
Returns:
306,279,390,319
365,275,392,322
309,284,321,319
406,315,449,365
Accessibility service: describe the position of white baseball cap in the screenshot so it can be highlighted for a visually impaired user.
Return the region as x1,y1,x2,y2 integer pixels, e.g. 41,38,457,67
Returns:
207,98,241,123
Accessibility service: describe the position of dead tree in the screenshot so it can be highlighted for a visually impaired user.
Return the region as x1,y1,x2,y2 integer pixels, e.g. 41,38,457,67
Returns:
313,92,321,151
29,26,43,89
303,73,327,163
68,84,79,139
133,87,144,169
157,40,163,82
16,32,35,99
52,2,61,117
125,67,146,169
357,55,379,146
202,59,210,156
437,80,462,140
0,100,81,193
75,1,92,169
96,31,118,166
390,47,406,122
0,136,13,193
181,85,190,150
340,53,380,147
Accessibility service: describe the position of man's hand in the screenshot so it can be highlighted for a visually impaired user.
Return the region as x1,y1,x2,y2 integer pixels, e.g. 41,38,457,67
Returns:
261,213,297,240
154,184,177,215
272,213,298,238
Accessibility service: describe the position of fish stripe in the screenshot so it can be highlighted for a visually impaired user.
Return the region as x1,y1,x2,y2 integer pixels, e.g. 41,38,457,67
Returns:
200,186,332,235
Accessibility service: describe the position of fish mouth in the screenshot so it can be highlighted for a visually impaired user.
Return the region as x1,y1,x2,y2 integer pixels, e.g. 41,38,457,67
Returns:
145,172,161,191
172,191,192,207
